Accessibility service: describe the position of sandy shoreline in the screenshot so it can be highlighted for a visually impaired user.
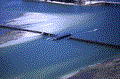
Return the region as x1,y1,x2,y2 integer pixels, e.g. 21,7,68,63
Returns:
61,57,120,79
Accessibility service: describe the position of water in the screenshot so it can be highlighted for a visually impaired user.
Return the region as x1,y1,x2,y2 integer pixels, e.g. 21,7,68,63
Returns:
0,0,120,79
1,34,119,78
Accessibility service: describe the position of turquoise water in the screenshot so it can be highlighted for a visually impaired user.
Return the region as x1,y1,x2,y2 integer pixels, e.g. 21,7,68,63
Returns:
0,0,120,79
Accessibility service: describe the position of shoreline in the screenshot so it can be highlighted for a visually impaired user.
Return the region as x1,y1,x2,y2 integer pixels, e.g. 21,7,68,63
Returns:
61,57,120,79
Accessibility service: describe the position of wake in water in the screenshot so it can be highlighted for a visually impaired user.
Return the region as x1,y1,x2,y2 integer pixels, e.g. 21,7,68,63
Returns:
0,12,91,47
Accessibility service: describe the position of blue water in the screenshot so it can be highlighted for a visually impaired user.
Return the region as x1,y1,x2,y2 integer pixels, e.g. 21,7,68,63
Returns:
0,0,120,79
1,35,119,78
